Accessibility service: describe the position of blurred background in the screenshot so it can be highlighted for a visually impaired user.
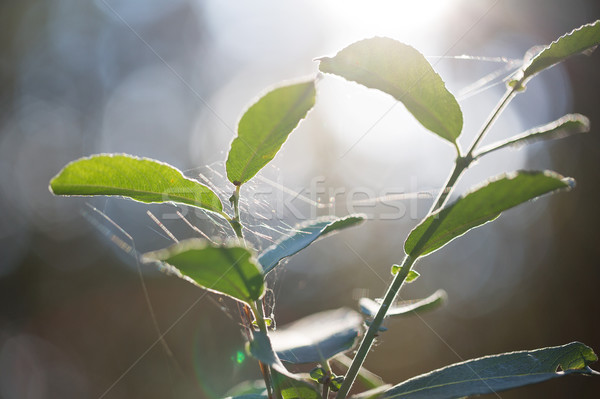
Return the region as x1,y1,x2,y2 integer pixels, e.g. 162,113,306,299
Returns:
1,0,599,397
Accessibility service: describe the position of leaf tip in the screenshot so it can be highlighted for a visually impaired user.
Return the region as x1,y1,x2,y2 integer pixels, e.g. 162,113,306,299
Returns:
572,113,591,132
48,179,58,195
562,177,576,189
435,288,449,303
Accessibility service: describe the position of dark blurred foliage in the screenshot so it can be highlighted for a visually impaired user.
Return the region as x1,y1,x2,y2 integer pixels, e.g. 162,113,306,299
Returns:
1,1,599,398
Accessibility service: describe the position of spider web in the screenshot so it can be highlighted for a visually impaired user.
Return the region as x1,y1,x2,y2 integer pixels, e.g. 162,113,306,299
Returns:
79,53,522,393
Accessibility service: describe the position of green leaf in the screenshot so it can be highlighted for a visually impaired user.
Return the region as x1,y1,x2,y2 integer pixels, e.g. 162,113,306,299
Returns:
333,354,386,390
49,154,223,215
143,240,264,305
248,331,321,399
309,367,326,383
475,114,590,158
272,372,321,399
383,342,598,399
405,171,573,258
270,308,363,364
226,80,316,186
318,37,463,144
513,20,600,87
258,214,365,275
405,270,420,282
329,376,344,392
252,317,273,328
359,289,447,318
391,265,420,282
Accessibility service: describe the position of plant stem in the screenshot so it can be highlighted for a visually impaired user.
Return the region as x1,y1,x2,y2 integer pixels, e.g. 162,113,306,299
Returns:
428,161,465,214
251,301,276,399
322,379,330,399
428,87,518,214
321,361,332,399
336,85,521,399
335,255,416,398
335,166,456,398
229,185,244,239
232,188,277,397
465,86,517,158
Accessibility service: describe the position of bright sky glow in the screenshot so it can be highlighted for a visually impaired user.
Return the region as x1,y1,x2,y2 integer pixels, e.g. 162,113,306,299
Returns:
318,0,459,47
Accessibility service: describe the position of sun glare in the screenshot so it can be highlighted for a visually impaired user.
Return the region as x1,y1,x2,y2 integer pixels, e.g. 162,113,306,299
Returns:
318,0,459,45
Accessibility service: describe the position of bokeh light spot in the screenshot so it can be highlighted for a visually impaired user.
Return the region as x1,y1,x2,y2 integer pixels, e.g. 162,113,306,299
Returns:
233,350,245,364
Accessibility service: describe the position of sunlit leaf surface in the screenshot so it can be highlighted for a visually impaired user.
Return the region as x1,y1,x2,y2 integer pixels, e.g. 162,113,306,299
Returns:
318,37,462,144
383,342,598,399
144,240,264,305
515,20,600,86
476,113,590,158
226,80,316,185
405,171,573,257
50,153,223,215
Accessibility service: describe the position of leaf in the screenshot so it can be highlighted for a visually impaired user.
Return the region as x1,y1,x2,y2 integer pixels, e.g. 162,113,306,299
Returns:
405,270,420,282
390,265,420,283
248,331,321,399
309,367,326,383
329,376,344,392
318,37,463,144
321,214,366,235
49,154,223,215
226,80,316,186
252,318,273,328
143,240,264,305
333,354,386,390
270,308,363,364
248,330,294,377
359,289,447,318
513,20,600,87
383,342,598,399
258,214,365,275
404,171,573,258
475,114,590,158
272,372,321,399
